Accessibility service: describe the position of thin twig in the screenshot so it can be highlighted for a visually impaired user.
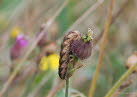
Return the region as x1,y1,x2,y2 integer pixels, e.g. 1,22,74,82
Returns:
45,0,130,96
88,0,115,97
111,73,136,97
93,0,131,45
26,72,52,97
65,0,104,33
0,0,69,96
0,0,33,53
56,0,104,45
20,72,37,97
56,0,104,50
45,63,83,97
46,79,65,97
127,91,137,97
104,63,137,97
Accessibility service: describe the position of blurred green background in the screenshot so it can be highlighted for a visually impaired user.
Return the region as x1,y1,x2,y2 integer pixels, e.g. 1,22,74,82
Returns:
0,0,137,97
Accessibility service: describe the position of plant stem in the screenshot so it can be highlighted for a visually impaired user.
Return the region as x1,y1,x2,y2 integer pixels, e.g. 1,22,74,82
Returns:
20,73,37,97
104,63,137,97
65,78,69,97
94,0,131,45
0,0,68,97
88,0,115,97
27,72,52,97
66,0,104,32
46,79,65,97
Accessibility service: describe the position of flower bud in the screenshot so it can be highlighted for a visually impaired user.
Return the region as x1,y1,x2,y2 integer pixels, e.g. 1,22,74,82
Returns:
10,34,28,60
126,52,137,72
37,24,48,47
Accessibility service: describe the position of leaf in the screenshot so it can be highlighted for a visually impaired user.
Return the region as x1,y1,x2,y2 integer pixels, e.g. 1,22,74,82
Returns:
54,89,65,97
69,88,86,97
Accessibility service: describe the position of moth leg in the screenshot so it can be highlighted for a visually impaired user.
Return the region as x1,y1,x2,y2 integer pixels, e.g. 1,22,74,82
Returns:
74,63,84,69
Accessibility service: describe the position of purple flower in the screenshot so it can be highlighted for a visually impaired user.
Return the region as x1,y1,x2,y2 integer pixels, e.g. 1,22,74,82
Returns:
37,32,48,47
71,39,93,60
10,34,28,60
16,34,28,47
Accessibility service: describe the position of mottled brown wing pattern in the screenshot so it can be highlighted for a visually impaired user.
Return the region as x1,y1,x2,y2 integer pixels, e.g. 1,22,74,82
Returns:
59,31,81,79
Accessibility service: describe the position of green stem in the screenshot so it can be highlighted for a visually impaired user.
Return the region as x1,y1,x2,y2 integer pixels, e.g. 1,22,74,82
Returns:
65,78,69,97
104,63,137,97
20,72,37,97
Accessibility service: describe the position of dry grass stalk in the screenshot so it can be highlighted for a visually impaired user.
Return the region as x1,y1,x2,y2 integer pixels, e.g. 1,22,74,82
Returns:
111,73,136,97
0,0,69,96
88,0,115,97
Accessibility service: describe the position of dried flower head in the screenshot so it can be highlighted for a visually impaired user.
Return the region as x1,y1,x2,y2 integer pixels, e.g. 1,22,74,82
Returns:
71,32,93,60
10,34,28,60
126,52,137,72
59,30,93,79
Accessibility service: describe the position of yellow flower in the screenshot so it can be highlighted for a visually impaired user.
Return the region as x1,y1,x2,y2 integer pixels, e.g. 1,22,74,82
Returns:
10,27,21,38
48,54,59,70
39,54,59,71
39,56,49,71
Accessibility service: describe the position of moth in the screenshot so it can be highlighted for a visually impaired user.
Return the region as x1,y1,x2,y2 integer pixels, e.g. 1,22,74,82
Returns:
59,31,81,79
